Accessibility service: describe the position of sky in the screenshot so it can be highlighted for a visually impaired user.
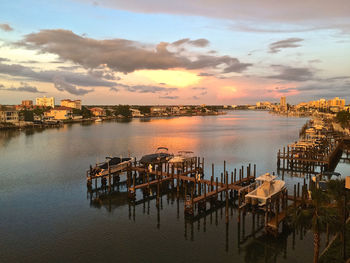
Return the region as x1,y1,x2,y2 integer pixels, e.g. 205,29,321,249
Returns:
0,0,349,105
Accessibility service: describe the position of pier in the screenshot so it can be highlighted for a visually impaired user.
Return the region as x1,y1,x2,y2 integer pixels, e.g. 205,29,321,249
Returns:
86,157,311,236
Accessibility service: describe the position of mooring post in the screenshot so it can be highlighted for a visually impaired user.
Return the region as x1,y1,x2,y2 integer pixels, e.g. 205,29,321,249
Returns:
224,160,226,179
108,162,111,192
253,164,256,179
234,168,237,183
225,173,229,224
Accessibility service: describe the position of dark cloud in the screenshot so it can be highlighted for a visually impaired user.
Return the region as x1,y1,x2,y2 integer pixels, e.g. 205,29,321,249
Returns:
0,62,116,87
268,65,314,81
0,57,10,62
309,59,322,64
172,38,209,47
269,38,303,53
197,72,214,76
0,82,45,93
159,95,179,99
18,29,251,74
109,87,119,92
185,55,252,73
192,95,199,100
53,76,93,95
125,85,178,94
191,87,207,96
0,23,13,32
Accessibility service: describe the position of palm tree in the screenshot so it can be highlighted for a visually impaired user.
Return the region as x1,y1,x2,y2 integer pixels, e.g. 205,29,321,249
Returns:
327,179,349,259
288,187,338,263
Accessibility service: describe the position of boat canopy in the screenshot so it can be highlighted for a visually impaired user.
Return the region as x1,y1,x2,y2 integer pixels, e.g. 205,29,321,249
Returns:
256,173,277,182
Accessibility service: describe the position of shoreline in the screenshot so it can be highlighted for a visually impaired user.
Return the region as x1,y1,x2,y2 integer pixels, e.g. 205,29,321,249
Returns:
0,111,226,131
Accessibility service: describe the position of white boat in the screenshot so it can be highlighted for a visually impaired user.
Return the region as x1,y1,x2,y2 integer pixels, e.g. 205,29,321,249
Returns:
245,173,285,206
95,118,102,122
169,151,195,167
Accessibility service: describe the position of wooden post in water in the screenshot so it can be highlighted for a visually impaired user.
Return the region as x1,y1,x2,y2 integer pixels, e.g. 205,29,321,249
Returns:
108,162,111,192
224,160,226,179
225,173,229,224
253,164,256,179
234,168,237,183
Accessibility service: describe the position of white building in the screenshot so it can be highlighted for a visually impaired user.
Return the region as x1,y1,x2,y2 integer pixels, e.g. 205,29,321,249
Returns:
130,108,144,117
36,96,55,108
61,99,82,110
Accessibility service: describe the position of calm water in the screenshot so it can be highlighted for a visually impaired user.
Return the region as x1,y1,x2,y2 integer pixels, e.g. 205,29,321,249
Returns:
1,110,349,262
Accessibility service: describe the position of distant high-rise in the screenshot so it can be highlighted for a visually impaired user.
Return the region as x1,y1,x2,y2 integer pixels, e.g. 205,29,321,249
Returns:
61,99,82,110
36,96,55,108
280,96,287,111
22,100,33,107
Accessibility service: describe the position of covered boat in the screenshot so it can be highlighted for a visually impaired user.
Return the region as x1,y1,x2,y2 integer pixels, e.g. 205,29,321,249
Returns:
169,151,195,167
90,156,134,176
245,173,285,206
139,147,173,165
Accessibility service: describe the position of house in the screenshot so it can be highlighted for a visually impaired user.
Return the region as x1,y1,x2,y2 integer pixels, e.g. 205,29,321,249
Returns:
44,106,73,120
90,107,106,117
61,99,82,110
130,108,144,117
0,107,19,124
150,106,167,115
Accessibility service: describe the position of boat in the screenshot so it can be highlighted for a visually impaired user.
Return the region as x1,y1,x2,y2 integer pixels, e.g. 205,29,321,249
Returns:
95,118,102,122
168,151,195,167
139,147,173,165
245,173,286,206
90,156,135,176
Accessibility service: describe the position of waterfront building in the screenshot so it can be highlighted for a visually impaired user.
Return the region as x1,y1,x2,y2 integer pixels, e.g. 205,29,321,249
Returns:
130,108,144,117
150,106,167,116
44,106,73,120
90,107,106,117
328,97,345,108
280,96,287,111
0,107,19,124
22,100,33,107
36,96,55,108
61,99,82,110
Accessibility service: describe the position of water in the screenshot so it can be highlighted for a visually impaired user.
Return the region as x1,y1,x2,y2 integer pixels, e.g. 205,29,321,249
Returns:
0,110,348,262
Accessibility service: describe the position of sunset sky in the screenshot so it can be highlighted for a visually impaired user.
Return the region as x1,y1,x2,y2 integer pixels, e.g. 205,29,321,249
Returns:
0,0,349,105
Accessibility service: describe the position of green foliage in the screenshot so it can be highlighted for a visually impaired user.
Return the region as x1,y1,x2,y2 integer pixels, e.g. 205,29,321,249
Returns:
105,109,112,116
137,106,151,114
113,105,131,117
335,111,350,127
20,110,34,121
81,106,92,118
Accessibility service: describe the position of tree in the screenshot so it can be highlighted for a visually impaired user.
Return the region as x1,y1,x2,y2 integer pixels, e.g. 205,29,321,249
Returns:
138,106,151,114
289,187,338,263
114,105,131,117
335,111,350,128
81,106,92,118
21,110,34,121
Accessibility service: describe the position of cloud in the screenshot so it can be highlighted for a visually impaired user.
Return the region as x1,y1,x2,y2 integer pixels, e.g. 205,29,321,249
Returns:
53,76,93,95
124,85,178,94
0,82,45,93
85,1,350,32
159,95,179,99
17,29,251,74
197,72,214,76
191,87,207,96
0,61,116,87
269,38,303,53
267,65,314,81
0,23,13,32
172,38,209,47
109,87,119,92
192,95,199,100
0,57,10,62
